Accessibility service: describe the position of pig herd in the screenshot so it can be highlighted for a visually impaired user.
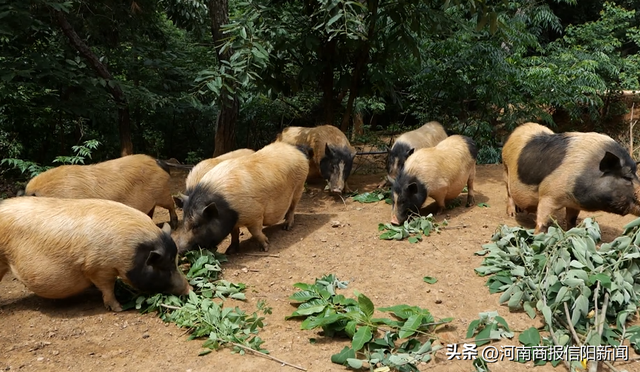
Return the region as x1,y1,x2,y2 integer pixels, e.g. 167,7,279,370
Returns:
2,122,640,312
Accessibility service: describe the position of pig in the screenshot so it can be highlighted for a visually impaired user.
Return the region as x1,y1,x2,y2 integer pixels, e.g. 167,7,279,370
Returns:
502,122,640,233
173,142,311,253
387,121,448,181
390,135,477,225
184,149,256,191
276,125,356,194
23,154,179,228
0,197,190,312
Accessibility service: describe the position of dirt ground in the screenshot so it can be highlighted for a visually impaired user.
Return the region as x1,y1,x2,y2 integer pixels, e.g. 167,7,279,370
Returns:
2,164,640,372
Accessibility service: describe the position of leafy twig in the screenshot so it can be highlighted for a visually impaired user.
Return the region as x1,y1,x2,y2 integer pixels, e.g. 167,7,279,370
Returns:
227,341,307,371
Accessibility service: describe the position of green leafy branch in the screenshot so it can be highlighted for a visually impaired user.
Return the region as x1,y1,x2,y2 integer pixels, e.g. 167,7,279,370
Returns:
351,188,391,204
117,249,270,356
378,214,448,243
286,274,452,371
475,217,640,370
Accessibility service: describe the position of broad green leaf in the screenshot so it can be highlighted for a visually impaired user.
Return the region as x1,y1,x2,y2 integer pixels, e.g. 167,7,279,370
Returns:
351,326,373,351
519,327,541,346
356,292,375,318
331,346,355,365
423,276,438,284
399,314,423,339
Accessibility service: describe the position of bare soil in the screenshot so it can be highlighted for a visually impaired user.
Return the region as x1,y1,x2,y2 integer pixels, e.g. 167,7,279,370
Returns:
2,164,640,372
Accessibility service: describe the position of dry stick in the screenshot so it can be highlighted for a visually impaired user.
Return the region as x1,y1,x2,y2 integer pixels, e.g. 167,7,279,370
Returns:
563,302,582,346
228,341,307,371
543,295,572,371
589,282,601,372
160,304,182,310
243,253,280,258
630,103,636,157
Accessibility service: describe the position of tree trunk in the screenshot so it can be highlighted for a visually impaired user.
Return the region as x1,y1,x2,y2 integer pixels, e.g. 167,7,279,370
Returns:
53,8,133,157
209,0,238,156
340,0,379,132
320,39,337,125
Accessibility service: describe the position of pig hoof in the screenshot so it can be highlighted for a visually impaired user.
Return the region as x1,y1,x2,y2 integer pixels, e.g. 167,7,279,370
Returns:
106,303,123,312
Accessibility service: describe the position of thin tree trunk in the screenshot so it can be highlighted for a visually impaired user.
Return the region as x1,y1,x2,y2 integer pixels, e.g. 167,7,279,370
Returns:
340,0,379,132
52,8,133,157
209,0,238,156
320,39,337,124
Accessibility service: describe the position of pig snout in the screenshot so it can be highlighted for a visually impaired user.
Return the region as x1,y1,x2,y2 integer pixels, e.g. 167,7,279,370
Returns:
390,213,400,225
329,175,345,194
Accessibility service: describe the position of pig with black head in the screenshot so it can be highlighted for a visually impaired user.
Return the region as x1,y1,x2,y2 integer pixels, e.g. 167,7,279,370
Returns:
386,121,448,182
276,125,356,194
0,197,190,312
502,122,640,233
390,135,477,225
173,142,311,253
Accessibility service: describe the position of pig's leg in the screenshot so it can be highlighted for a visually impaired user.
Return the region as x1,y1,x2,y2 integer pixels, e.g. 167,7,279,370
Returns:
90,275,122,312
284,187,304,230
435,196,446,215
247,220,270,252
534,197,562,234
0,262,8,282
157,191,179,229
465,167,476,207
565,207,581,230
225,227,241,253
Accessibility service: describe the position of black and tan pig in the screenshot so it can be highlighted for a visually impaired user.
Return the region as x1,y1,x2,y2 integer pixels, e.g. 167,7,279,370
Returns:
387,121,448,181
173,142,310,253
276,125,356,194
184,149,256,191
23,154,178,228
390,135,477,225
0,197,190,312
502,122,640,233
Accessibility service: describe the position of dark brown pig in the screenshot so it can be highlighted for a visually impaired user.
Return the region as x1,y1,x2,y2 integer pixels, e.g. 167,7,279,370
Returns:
391,135,477,225
502,122,640,233
276,125,356,194
0,197,191,312
23,154,179,228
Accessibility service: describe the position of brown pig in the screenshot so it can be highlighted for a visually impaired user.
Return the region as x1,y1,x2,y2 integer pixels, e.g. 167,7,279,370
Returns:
0,197,191,312
23,154,178,228
390,135,477,225
184,149,255,191
276,125,356,194
173,142,311,253
502,122,640,233
387,121,448,181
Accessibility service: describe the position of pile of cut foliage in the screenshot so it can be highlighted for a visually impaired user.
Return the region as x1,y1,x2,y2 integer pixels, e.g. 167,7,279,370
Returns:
286,274,452,371
116,249,270,356
475,217,640,370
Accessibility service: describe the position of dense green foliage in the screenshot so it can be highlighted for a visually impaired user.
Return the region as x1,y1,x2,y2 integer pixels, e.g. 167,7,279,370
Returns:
1,0,639,176
475,217,640,370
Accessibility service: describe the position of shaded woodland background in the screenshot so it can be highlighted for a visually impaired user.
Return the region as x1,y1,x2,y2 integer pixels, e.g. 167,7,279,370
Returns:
1,0,640,188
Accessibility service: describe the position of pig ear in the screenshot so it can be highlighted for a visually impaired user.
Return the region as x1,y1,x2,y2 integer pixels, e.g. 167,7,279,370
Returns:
406,148,415,158
146,250,163,267
202,202,218,220
600,151,622,173
407,182,418,195
161,223,172,236
173,192,188,208
324,144,334,158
